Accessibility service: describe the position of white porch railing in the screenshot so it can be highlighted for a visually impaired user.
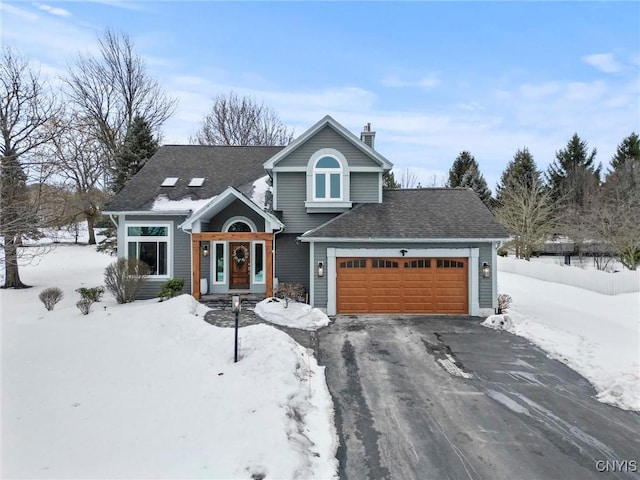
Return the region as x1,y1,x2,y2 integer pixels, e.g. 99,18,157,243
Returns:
497,256,640,295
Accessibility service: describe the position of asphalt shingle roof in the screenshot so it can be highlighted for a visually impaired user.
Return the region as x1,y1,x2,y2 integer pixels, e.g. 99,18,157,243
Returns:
104,145,283,212
301,188,507,240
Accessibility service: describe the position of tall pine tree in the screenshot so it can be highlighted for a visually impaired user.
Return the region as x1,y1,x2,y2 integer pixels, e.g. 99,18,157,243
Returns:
447,151,493,208
608,132,639,191
111,115,158,194
495,147,541,203
545,133,601,207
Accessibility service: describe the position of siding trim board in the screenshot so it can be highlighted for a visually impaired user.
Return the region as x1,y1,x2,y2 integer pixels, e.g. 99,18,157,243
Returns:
324,247,481,316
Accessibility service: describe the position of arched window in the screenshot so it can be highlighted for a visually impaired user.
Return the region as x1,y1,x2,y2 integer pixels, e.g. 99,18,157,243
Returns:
222,216,257,232
314,156,342,200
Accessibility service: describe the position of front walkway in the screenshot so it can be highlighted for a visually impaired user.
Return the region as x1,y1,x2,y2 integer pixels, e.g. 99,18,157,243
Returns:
203,308,319,351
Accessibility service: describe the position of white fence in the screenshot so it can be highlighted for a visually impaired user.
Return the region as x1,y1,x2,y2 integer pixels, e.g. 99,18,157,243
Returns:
498,257,640,295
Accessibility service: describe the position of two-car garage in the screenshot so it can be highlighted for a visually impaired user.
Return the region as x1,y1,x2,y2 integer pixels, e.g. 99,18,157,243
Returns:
336,257,468,314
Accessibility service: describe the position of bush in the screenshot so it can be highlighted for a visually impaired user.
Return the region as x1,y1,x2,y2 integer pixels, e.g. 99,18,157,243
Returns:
157,278,185,301
497,293,512,314
104,258,150,304
275,283,305,308
76,286,105,303
39,287,64,311
76,298,93,315
497,246,509,257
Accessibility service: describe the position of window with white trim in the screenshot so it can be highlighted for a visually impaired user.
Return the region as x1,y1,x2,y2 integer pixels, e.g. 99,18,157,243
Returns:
125,224,171,277
213,242,226,284
313,156,342,200
252,241,265,284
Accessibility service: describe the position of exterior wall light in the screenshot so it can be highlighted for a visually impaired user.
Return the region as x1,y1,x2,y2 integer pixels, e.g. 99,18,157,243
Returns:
318,261,324,277
202,244,209,257
481,262,490,278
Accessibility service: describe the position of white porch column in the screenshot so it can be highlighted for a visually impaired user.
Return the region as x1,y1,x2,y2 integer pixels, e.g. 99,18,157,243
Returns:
327,247,337,316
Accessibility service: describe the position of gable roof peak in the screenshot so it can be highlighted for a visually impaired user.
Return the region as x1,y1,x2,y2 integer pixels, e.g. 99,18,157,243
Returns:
263,115,393,171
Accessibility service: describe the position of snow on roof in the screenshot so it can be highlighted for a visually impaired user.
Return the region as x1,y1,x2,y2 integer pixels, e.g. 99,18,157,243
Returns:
251,175,271,209
151,195,214,212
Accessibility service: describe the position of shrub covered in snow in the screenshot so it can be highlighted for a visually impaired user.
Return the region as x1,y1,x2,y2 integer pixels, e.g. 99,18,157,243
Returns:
482,314,513,331
76,298,93,315
157,278,185,301
497,292,512,313
104,258,149,304
275,283,305,308
76,286,105,303
38,287,63,311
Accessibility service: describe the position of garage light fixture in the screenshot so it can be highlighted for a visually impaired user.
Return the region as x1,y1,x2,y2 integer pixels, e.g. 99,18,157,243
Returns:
317,261,324,277
481,262,490,278
202,244,209,257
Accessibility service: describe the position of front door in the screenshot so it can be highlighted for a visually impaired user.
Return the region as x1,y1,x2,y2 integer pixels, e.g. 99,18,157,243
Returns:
230,242,250,289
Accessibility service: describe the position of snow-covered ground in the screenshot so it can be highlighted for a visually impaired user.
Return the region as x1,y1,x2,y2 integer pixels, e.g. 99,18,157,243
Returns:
487,272,640,411
1,244,338,479
255,298,330,331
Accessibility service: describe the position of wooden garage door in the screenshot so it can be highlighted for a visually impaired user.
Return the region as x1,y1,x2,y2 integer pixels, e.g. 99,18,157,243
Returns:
337,257,468,314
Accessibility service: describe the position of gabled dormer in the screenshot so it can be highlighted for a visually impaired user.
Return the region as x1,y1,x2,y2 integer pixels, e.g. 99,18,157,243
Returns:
263,116,392,230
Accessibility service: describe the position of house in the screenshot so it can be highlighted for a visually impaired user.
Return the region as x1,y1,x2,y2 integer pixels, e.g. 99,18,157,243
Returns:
104,115,507,316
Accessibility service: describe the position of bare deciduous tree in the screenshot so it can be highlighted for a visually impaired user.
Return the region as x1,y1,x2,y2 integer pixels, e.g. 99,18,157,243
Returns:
496,176,555,260
399,168,420,189
65,29,176,165
1,47,64,288
50,114,109,245
190,92,293,146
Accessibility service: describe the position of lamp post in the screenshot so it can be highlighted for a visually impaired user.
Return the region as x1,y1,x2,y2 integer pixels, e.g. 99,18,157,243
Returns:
231,294,241,362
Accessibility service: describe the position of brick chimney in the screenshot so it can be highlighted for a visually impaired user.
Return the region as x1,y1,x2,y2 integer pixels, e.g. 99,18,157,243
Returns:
360,122,375,149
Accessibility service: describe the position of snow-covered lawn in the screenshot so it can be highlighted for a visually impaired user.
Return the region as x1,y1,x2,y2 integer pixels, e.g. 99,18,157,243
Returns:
1,245,338,479
487,271,640,412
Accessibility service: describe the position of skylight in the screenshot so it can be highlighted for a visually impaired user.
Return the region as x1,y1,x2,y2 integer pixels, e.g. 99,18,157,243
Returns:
188,177,205,187
161,177,179,187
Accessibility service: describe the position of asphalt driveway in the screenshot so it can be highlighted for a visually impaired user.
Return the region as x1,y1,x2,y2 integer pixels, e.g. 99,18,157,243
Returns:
317,315,640,480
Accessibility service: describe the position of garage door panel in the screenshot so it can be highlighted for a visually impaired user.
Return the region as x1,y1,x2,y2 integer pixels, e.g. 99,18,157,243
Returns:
337,257,468,314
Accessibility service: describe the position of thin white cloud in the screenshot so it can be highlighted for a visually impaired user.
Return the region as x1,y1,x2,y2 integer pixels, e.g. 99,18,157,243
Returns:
582,53,621,74
382,73,441,89
36,3,72,17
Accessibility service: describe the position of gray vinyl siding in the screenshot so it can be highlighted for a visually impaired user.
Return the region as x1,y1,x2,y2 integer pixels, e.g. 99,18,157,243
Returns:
275,171,381,233
276,125,381,169
478,243,493,309
123,214,191,300
207,199,266,232
276,172,338,233
351,172,380,203
275,233,310,291
311,241,496,310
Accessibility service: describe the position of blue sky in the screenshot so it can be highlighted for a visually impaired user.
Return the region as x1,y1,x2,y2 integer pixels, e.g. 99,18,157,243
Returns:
2,1,639,189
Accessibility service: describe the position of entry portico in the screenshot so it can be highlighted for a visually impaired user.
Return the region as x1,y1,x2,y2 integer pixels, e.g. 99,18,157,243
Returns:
180,186,283,299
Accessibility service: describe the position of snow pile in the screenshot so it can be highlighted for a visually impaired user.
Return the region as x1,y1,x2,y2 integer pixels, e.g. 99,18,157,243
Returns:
492,271,640,411
251,175,271,209
255,298,331,331
151,194,213,212
482,314,513,330
1,245,338,479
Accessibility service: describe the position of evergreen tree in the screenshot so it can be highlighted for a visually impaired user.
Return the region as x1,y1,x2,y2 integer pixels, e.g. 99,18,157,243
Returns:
447,151,475,187
447,151,493,208
607,132,639,192
495,148,541,203
610,132,639,172
111,115,158,194
545,133,601,207
383,171,400,189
